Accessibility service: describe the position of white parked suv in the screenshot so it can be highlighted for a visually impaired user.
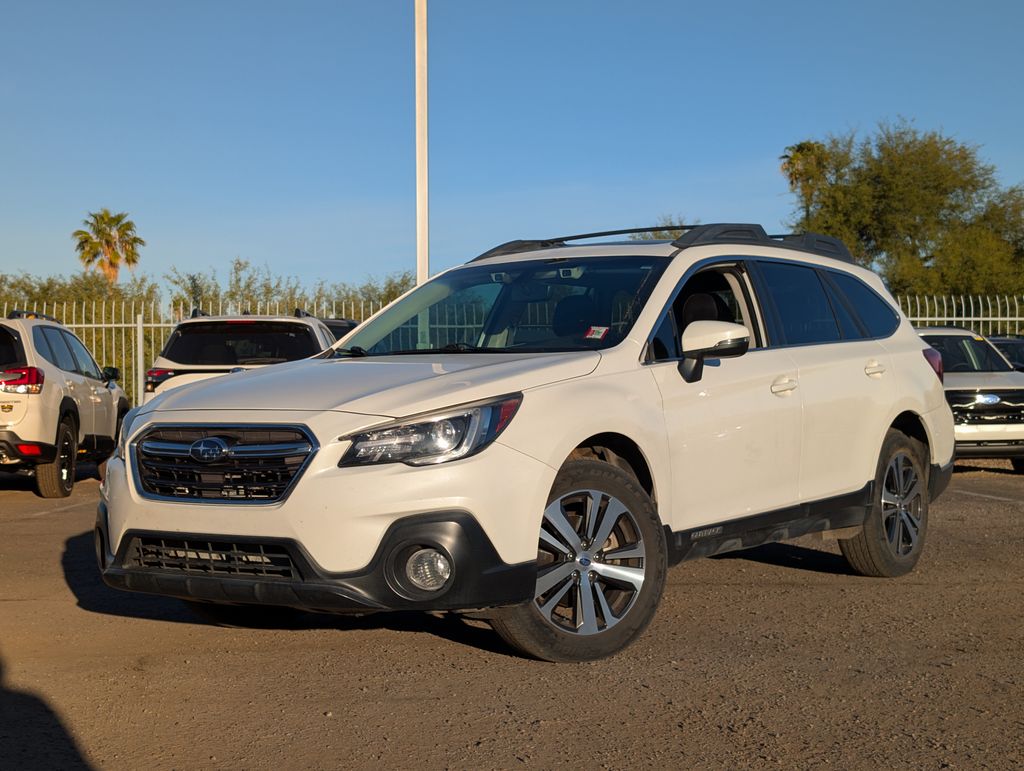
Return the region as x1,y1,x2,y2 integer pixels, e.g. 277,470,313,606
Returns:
918,327,1024,472
97,224,955,661
1,311,128,497
143,310,336,402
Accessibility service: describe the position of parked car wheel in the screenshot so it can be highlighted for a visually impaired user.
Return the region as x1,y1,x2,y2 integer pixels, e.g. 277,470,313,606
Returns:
840,429,929,577
36,419,77,498
491,460,666,662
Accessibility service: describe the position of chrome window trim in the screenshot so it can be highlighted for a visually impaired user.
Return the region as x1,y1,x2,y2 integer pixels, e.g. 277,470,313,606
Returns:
130,423,319,506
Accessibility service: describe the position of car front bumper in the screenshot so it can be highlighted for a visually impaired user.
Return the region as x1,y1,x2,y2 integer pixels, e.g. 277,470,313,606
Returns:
953,423,1024,459
96,503,535,613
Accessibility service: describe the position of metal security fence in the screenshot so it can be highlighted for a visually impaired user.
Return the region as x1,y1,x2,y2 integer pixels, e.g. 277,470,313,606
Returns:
897,295,1024,336
2,299,384,406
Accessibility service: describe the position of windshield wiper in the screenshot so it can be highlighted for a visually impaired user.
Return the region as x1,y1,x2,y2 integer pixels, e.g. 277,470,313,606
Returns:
332,346,369,358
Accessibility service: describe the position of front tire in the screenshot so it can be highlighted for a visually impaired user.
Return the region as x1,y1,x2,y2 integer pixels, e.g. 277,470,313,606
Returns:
840,429,929,577
36,419,77,498
491,460,667,662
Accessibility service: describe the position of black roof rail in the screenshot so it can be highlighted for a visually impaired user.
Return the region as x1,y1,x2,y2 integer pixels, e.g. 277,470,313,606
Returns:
472,223,855,264
6,309,61,323
472,225,697,262
670,223,855,263
294,308,314,318
670,223,769,248
189,307,209,318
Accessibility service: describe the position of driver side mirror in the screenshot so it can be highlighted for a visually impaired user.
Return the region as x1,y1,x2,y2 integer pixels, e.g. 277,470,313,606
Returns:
678,321,749,383
102,366,120,383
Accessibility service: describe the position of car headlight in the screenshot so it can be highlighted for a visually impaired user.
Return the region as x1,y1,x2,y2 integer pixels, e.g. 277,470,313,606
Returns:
116,407,144,460
339,394,522,467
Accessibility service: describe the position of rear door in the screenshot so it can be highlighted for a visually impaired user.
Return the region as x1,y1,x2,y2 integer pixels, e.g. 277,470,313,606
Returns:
754,261,897,501
37,326,94,441
63,330,116,443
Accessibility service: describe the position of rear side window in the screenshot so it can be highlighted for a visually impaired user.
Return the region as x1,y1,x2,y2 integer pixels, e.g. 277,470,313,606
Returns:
62,331,103,380
0,326,26,367
162,321,320,365
829,273,899,338
36,326,78,372
757,262,840,346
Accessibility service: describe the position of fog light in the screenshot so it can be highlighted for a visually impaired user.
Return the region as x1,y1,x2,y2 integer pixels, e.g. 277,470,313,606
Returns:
405,548,452,591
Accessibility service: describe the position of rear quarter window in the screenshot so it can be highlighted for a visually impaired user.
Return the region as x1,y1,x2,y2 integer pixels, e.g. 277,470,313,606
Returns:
828,272,900,338
0,326,26,367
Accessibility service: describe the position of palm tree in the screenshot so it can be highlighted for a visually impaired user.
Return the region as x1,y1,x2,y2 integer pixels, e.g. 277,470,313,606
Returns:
779,141,828,224
72,209,146,283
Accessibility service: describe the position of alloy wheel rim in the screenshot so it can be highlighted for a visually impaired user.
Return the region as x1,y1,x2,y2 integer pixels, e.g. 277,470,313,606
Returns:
881,452,922,557
534,488,646,636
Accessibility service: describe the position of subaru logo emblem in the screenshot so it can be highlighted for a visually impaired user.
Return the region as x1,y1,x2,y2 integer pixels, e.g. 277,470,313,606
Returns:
976,394,1001,406
189,437,229,463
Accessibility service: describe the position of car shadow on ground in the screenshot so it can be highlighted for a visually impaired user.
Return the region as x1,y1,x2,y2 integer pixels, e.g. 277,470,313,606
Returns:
0,462,101,495
0,655,95,769
952,460,1020,476
61,530,519,657
712,541,857,576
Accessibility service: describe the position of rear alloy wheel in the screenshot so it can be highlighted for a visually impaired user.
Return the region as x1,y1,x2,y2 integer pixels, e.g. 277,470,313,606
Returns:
840,429,928,577
491,460,666,662
36,419,77,498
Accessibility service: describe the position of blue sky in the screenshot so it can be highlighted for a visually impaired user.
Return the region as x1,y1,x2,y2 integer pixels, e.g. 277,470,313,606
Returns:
2,0,1022,287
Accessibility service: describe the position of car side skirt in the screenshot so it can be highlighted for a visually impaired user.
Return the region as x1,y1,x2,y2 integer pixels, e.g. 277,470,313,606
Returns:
667,483,873,565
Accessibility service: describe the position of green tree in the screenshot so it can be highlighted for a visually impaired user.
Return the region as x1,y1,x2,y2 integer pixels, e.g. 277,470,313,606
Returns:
628,214,698,241
780,121,1024,295
72,209,146,284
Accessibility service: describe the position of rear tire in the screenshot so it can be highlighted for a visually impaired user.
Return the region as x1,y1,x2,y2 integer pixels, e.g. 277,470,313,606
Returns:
840,429,928,577
36,419,77,498
491,460,667,662
1011,458,1024,474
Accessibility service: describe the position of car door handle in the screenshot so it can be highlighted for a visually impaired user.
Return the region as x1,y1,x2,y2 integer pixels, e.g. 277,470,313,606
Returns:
770,376,798,395
864,361,887,377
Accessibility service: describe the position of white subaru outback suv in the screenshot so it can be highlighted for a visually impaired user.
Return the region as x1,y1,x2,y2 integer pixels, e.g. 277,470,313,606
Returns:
143,310,336,403
97,224,955,661
1,311,128,497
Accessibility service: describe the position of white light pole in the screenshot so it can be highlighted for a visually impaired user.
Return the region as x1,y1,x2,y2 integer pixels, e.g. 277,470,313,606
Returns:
415,0,429,285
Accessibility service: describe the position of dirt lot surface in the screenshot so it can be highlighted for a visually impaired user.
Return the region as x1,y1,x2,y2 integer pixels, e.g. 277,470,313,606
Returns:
1,461,1022,770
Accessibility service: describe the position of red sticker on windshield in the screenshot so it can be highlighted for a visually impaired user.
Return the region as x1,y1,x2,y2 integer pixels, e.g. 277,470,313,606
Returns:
585,326,609,340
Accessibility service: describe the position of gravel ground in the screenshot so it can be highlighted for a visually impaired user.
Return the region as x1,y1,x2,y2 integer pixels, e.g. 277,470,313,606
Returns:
1,460,1022,770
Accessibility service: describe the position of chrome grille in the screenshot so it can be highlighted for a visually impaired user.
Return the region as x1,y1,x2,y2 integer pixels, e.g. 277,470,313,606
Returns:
946,390,1024,426
126,536,298,580
133,425,316,503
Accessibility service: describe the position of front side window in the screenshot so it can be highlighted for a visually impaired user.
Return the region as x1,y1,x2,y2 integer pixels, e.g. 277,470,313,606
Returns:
343,256,670,355
648,265,761,362
921,334,1012,373
757,262,840,346
162,322,320,365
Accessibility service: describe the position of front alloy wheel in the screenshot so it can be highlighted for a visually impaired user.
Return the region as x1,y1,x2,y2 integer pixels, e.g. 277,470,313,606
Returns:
491,460,666,662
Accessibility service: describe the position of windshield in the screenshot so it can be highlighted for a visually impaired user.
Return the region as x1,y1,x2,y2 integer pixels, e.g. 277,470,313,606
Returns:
162,321,320,365
341,255,669,355
922,334,1012,373
993,339,1024,368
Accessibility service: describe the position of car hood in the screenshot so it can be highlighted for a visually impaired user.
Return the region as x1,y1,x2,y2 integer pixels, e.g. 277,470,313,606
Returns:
142,352,602,418
944,371,1024,391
